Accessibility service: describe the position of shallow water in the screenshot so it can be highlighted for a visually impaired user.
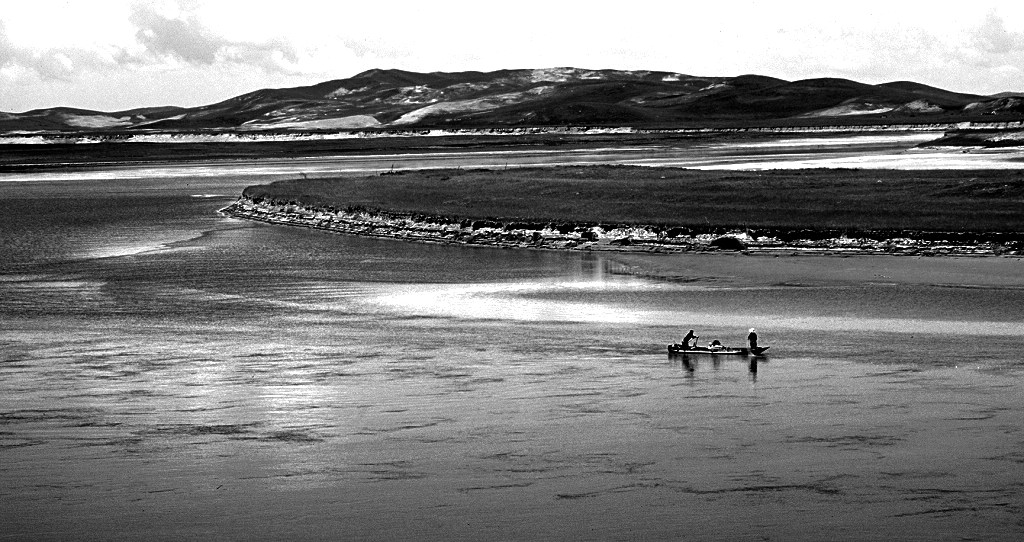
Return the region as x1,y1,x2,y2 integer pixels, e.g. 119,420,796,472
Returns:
2,165,1023,540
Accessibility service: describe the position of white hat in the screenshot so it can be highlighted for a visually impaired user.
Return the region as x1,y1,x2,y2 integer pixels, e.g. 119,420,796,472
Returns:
749,328,756,333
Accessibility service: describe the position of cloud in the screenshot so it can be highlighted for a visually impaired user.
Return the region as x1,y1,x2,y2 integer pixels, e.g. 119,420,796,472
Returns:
129,4,224,64
971,10,1024,55
0,21,11,65
0,19,105,81
3,2,304,82
126,2,299,73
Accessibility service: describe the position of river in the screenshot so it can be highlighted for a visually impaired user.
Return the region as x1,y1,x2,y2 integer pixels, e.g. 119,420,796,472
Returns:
1,145,1023,540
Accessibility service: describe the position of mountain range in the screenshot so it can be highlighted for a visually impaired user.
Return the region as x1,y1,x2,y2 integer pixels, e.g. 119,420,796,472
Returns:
3,68,1023,133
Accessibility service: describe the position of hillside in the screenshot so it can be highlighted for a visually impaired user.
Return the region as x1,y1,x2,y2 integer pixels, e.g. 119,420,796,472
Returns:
3,67,1023,133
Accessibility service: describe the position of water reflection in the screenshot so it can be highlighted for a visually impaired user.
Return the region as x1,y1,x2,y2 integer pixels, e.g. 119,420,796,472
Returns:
670,351,760,383
677,354,695,373
369,252,1024,336
369,255,657,323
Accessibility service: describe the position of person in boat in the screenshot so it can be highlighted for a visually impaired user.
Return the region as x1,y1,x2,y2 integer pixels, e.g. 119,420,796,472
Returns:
747,328,758,350
708,339,723,349
681,329,698,349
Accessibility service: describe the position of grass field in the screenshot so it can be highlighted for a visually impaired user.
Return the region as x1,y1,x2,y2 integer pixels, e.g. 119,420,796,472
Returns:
243,165,1024,235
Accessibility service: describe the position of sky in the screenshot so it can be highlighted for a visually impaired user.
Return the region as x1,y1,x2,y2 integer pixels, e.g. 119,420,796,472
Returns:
2,0,1023,113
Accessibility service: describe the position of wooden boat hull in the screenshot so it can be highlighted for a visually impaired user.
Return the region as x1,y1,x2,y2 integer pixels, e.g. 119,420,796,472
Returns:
667,344,769,356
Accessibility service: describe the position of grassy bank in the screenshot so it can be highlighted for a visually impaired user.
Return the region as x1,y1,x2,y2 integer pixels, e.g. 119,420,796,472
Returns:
243,165,1024,235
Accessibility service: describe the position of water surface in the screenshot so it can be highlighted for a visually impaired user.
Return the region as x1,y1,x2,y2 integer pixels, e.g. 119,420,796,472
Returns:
2,163,1022,540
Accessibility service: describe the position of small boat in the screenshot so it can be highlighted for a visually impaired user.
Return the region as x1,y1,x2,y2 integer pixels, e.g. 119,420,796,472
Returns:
668,344,769,356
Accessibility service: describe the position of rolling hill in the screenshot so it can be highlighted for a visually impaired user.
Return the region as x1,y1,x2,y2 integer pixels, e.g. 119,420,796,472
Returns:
2,67,1023,133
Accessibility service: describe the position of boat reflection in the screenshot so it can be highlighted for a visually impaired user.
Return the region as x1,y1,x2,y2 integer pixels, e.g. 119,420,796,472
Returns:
669,351,761,382
679,355,695,373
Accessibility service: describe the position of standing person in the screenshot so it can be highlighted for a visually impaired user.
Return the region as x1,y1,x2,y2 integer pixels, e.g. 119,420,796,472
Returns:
747,328,758,350
681,329,698,349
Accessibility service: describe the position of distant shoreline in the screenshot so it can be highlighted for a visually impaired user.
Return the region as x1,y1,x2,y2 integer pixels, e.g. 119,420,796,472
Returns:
4,121,1023,146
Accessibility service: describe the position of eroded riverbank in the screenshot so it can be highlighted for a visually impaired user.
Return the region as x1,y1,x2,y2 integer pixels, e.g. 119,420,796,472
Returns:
220,196,1022,257
223,165,1024,258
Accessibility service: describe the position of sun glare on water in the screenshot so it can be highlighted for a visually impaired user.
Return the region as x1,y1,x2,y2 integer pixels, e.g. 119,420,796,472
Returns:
370,280,653,324
368,278,1024,337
